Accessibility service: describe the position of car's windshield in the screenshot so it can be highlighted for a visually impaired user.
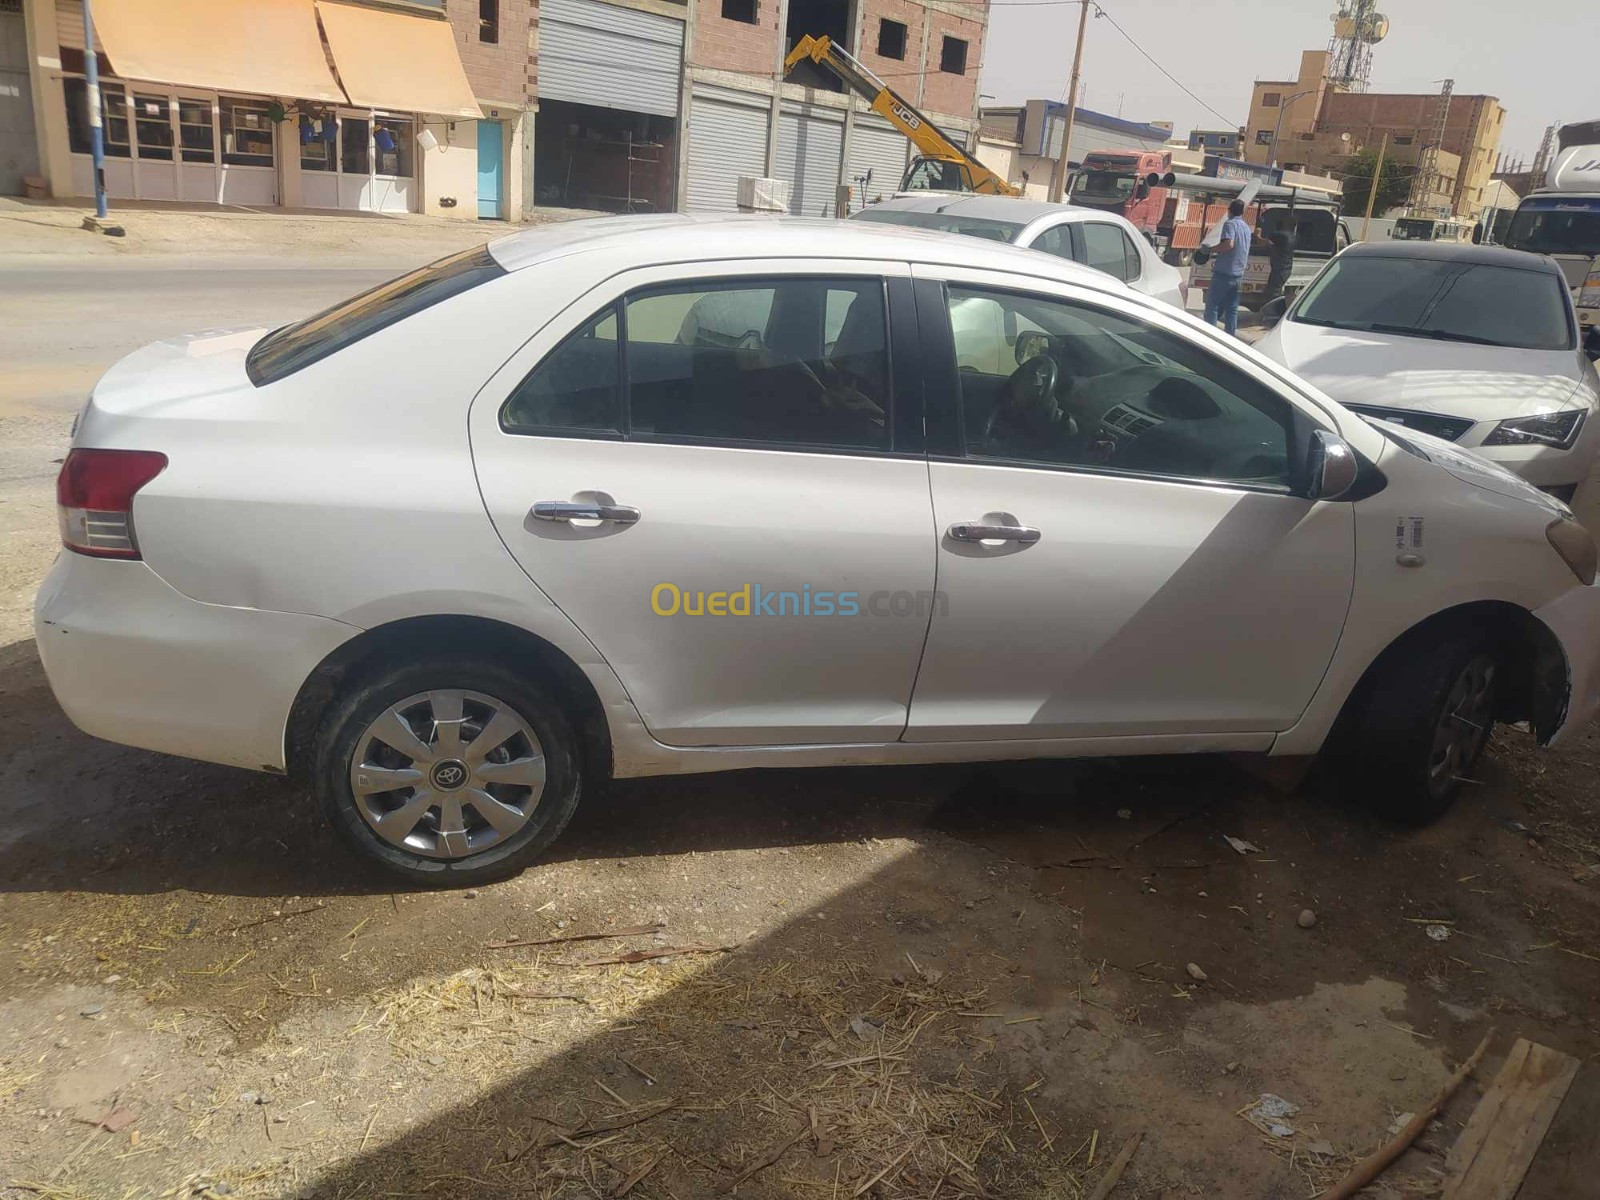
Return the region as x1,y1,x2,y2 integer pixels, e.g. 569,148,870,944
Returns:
1392,219,1435,240
853,208,1024,244
1505,199,1600,257
246,246,506,385
1292,255,1573,351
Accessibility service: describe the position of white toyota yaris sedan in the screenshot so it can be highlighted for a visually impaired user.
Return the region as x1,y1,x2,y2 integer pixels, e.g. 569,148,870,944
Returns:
36,216,1600,884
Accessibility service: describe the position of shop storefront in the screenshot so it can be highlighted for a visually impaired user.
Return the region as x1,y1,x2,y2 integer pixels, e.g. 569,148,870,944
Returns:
46,0,479,216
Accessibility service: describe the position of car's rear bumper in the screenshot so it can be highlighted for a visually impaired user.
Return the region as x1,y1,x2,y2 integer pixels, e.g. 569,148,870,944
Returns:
1534,582,1600,745
34,552,356,772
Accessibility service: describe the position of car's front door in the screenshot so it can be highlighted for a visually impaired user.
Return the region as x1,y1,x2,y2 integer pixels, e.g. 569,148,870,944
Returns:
905,267,1355,743
470,263,937,747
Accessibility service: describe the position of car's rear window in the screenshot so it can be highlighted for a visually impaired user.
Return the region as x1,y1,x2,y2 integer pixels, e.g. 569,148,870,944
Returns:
1292,256,1573,351
246,245,506,385
853,208,1024,244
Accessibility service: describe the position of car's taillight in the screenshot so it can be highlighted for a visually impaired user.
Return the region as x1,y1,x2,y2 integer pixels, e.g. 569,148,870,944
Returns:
56,448,168,559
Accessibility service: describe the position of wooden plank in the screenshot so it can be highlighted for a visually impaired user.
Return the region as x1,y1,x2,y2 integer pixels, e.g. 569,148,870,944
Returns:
1441,1037,1580,1200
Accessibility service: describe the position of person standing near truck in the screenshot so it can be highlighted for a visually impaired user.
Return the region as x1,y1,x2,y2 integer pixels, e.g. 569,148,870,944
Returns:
1203,200,1252,336
1260,218,1297,305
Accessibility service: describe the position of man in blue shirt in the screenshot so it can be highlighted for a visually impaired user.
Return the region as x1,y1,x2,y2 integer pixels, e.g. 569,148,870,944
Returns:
1203,200,1252,336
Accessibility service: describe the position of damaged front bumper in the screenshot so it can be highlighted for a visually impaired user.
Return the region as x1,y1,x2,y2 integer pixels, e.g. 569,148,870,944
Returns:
1532,582,1600,746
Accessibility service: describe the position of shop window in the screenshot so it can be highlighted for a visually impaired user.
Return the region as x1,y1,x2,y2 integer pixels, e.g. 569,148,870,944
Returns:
177,97,215,164
722,0,757,22
480,0,499,42
375,117,414,178
300,113,337,171
63,77,130,158
132,92,173,162
220,96,275,167
940,36,967,74
1261,91,1281,107
342,115,371,175
877,19,906,59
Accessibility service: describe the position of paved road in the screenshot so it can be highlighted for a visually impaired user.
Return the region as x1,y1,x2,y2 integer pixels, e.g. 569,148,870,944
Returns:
0,259,402,639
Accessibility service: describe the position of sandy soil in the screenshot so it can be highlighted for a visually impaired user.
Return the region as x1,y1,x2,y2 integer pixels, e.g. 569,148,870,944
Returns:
1,224,1598,1200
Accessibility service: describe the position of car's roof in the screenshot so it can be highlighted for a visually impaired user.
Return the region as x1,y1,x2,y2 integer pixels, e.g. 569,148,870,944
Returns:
861,194,1107,225
487,212,1122,289
1341,239,1563,273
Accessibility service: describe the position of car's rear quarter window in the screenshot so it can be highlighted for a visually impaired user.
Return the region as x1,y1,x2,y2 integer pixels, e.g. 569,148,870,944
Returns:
246,246,506,385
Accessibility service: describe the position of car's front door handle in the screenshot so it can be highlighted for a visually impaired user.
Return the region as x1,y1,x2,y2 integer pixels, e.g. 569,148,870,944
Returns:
531,501,641,525
948,521,1040,544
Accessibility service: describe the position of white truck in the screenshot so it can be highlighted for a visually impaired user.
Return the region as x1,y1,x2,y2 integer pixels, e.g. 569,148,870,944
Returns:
1504,119,1600,339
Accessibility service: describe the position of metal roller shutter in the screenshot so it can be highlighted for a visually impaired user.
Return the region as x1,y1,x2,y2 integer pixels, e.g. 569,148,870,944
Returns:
685,87,767,213
0,9,37,195
539,0,683,117
846,115,908,209
776,104,844,218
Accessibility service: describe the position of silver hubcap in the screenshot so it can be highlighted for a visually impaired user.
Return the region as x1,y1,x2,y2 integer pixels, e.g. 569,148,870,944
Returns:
349,690,545,860
1428,654,1496,794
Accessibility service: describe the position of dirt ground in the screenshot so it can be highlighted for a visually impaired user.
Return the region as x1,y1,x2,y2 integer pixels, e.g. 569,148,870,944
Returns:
2,213,1599,1200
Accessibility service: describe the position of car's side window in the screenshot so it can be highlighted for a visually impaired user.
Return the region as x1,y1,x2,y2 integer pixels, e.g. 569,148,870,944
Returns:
625,278,890,451
500,306,622,436
1079,222,1137,283
945,285,1294,489
1030,224,1074,261
501,277,892,452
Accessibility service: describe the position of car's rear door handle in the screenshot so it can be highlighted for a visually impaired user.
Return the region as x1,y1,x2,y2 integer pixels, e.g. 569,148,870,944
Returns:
532,501,641,524
948,521,1040,544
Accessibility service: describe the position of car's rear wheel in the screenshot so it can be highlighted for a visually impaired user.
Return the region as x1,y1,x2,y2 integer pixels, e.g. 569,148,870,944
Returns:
1345,629,1499,825
314,657,581,885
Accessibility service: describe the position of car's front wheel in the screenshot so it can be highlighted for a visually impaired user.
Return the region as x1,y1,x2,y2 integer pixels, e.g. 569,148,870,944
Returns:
314,657,582,885
1346,628,1500,824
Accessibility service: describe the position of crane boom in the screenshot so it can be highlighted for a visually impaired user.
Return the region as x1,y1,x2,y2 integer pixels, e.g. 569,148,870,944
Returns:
783,35,1020,197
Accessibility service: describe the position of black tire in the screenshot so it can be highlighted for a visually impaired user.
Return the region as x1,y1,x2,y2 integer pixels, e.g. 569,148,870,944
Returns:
313,655,582,886
1343,628,1500,825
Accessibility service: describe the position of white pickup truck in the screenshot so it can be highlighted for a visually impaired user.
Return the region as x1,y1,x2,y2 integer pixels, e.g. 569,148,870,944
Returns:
1191,204,1352,311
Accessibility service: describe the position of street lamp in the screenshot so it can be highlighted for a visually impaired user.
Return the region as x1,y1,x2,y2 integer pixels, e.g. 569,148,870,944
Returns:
1267,89,1316,169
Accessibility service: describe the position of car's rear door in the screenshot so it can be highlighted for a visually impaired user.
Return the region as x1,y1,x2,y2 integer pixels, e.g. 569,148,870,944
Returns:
904,264,1355,743
470,260,938,748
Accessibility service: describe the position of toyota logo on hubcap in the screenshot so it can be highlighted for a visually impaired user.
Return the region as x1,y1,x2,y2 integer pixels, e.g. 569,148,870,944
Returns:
431,760,469,790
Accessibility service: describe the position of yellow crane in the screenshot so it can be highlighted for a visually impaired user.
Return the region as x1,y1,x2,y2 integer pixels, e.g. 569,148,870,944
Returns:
783,35,1020,198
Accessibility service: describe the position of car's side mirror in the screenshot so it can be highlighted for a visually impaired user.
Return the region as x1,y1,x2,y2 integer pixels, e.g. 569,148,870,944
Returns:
1260,295,1289,327
1584,326,1600,362
1308,429,1358,501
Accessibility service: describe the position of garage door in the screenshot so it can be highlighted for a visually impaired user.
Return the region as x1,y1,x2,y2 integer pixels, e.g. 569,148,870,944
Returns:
685,87,767,213
0,8,37,195
846,115,907,209
776,104,843,218
539,0,683,117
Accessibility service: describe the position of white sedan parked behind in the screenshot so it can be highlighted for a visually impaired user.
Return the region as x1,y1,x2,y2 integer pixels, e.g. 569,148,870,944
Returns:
852,194,1187,309
36,216,1600,884
1256,241,1600,500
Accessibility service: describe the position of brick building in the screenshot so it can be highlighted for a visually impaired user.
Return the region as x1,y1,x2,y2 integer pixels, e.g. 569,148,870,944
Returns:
442,0,538,219
680,0,990,213
1240,47,1504,219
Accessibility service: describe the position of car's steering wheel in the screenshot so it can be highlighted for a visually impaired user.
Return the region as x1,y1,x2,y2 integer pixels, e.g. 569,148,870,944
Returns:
982,353,1063,446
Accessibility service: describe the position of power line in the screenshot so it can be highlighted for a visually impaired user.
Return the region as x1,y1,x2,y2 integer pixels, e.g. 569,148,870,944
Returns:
1087,4,1240,130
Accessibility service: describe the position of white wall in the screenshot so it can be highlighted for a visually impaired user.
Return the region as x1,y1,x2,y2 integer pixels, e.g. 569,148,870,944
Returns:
420,115,478,219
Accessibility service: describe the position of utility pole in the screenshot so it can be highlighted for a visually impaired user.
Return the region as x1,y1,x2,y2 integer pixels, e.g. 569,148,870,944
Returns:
1050,0,1090,202
81,0,108,219
1360,130,1387,241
